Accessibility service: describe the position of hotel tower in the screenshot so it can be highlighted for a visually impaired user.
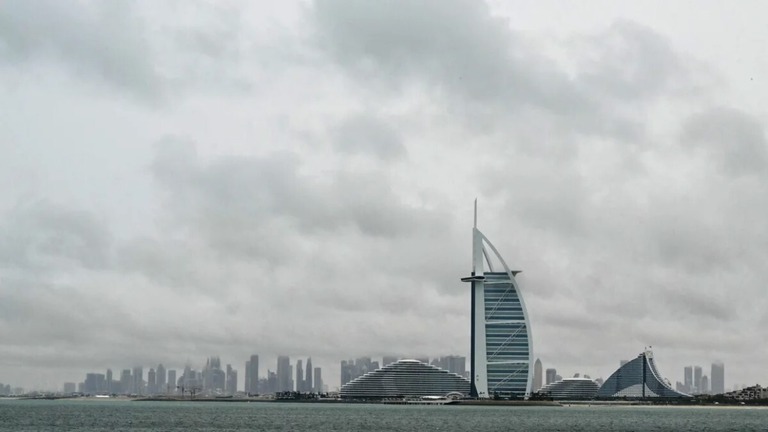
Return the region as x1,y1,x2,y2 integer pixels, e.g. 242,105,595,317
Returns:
461,201,533,398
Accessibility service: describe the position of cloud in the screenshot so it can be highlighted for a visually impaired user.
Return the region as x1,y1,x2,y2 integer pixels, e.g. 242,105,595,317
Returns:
333,113,406,161
0,0,162,98
681,107,768,176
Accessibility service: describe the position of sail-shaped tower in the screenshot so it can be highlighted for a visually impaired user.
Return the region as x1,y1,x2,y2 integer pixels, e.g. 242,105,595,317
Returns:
461,201,533,398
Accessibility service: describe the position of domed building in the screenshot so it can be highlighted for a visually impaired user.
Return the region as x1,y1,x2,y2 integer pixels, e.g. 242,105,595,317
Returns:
536,378,599,400
339,360,471,399
597,350,690,398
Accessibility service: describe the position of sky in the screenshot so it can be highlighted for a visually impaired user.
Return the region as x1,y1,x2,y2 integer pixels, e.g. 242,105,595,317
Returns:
1,0,768,392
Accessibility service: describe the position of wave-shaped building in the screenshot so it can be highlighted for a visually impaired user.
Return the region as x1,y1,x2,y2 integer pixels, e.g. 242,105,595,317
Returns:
461,202,532,398
537,378,600,400
597,350,690,398
339,360,470,399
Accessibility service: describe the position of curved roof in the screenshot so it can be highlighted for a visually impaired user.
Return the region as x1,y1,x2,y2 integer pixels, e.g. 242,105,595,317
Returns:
340,360,470,399
597,350,690,398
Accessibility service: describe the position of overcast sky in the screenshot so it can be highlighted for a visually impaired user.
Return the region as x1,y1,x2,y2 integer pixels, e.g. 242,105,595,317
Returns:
2,0,768,392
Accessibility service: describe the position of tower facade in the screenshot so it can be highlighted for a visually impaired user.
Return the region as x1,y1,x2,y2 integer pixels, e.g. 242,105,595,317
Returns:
461,201,533,398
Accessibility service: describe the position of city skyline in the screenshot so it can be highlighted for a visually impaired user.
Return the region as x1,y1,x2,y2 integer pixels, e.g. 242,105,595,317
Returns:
3,0,768,393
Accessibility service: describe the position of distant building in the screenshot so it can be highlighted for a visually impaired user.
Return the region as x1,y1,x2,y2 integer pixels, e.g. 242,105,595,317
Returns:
167,370,177,394
63,382,77,394
533,359,543,392
245,356,260,394
296,360,304,392
598,350,690,398
701,375,709,395
156,364,166,394
694,366,702,393
537,378,599,400
277,356,292,392
305,358,313,393
147,369,156,395
83,373,106,395
711,362,725,394
226,364,237,395
120,369,132,395
132,366,143,395
106,369,113,394
545,368,557,386
340,360,470,399
313,367,322,393
724,384,768,401
683,366,693,394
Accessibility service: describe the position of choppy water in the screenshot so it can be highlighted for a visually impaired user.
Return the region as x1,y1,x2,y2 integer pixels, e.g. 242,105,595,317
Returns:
1,399,767,431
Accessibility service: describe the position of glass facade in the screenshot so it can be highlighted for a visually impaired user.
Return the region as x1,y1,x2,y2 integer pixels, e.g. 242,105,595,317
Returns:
483,272,530,397
339,360,470,399
597,351,690,398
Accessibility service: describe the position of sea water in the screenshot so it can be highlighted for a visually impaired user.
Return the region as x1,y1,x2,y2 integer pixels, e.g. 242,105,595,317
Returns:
1,399,766,431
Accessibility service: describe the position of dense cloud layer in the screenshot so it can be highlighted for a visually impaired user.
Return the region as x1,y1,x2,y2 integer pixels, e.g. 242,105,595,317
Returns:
1,0,767,391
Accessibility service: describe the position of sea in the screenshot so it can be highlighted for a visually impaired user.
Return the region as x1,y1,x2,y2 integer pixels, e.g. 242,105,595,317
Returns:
1,399,767,431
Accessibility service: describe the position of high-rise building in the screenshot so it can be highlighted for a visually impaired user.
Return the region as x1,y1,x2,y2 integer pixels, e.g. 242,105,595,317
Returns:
305,358,313,393
296,360,304,392
167,370,177,394
461,202,532,398
533,359,543,392
693,366,702,393
63,382,77,394
711,362,725,394
701,375,709,394
683,366,693,393
106,369,113,394
226,364,237,395
313,367,322,393
246,355,259,395
156,364,166,393
277,356,292,392
120,369,132,395
148,368,156,395
132,366,144,395
546,368,557,385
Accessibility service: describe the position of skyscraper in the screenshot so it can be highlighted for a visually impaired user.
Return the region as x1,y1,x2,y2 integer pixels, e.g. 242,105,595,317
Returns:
461,202,532,398
305,358,313,393
684,366,693,393
106,369,112,394
546,368,557,385
147,369,156,395
167,370,177,394
313,367,322,393
120,369,131,395
701,375,709,394
296,360,303,392
132,366,143,395
533,359,543,392
157,364,166,394
693,366,702,393
248,355,259,394
711,362,725,394
226,364,237,395
277,356,292,392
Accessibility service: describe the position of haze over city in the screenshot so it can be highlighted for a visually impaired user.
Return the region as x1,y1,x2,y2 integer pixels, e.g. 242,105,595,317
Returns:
2,0,768,393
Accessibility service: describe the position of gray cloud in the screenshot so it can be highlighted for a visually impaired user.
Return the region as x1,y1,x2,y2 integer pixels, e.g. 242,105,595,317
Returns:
333,113,406,160
0,0,162,98
681,107,768,176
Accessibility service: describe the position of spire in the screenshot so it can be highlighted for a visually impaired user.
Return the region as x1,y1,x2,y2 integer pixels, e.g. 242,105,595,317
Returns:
474,198,477,228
